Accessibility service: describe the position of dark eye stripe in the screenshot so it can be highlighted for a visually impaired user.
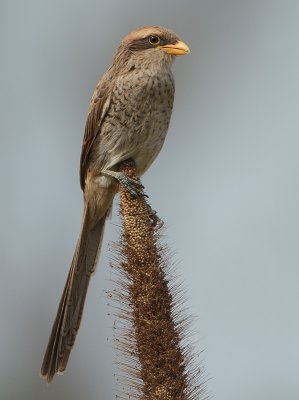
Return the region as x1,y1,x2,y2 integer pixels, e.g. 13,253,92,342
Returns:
128,33,177,51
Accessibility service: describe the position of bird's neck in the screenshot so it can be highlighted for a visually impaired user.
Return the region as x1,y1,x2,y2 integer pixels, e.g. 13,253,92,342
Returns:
112,45,174,75
128,52,174,75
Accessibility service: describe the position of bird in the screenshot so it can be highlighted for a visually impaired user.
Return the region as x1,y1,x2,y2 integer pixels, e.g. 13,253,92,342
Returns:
40,25,190,382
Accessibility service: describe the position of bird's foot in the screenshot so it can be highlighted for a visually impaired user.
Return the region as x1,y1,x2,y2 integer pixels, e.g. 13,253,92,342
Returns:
147,204,164,229
102,170,147,197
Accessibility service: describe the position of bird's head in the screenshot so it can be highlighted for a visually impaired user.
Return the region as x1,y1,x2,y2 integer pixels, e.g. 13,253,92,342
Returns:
113,26,190,69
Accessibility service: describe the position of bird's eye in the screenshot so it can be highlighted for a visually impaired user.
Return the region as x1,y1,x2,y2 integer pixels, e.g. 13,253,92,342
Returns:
148,35,161,46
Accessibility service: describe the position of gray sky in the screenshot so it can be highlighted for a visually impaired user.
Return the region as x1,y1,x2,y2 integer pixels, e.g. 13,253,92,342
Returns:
1,1,299,399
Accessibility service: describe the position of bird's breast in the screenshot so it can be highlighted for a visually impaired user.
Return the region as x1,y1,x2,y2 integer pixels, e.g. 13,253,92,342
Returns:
92,69,175,175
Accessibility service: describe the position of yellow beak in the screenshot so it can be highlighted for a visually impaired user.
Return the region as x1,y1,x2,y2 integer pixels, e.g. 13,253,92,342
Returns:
159,40,190,56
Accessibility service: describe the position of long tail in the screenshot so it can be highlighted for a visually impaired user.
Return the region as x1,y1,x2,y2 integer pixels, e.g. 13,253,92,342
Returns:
40,203,107,382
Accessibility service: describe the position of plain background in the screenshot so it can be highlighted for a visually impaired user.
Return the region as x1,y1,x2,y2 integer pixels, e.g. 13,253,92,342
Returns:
1,1,299,399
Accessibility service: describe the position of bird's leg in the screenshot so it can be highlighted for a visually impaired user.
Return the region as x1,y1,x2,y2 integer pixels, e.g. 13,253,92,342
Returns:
102,169,147,197
147,204,164,229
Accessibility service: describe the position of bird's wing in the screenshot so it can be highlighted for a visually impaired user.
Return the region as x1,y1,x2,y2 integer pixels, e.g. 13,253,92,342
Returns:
80,75,113,190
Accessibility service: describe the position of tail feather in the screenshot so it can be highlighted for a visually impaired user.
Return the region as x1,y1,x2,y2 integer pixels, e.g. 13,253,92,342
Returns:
40,204,107,382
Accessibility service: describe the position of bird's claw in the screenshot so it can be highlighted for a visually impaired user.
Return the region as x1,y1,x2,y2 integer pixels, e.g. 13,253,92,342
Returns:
148,206,164,229
102,170,147,197
117,173,147,197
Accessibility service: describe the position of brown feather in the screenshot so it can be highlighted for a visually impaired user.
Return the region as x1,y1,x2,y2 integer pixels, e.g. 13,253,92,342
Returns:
41,205,108,382
80,78,112,190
